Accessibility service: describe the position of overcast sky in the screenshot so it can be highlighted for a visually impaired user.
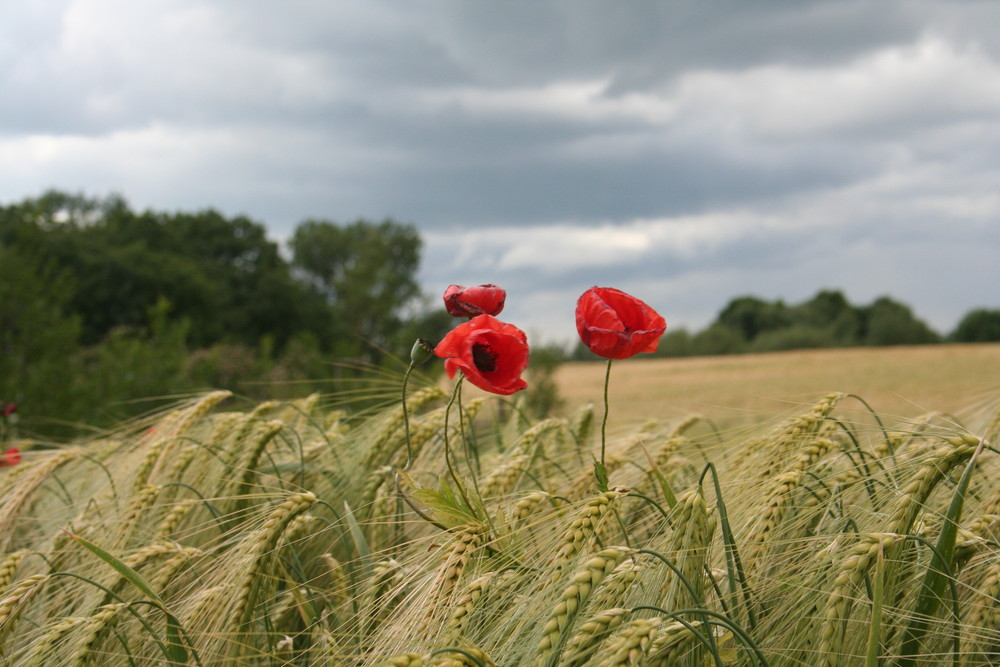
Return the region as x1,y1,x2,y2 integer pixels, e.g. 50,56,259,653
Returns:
3,1,999,344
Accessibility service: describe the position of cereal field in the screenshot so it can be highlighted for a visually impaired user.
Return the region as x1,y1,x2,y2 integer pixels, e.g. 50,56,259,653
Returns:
1,345,1000,665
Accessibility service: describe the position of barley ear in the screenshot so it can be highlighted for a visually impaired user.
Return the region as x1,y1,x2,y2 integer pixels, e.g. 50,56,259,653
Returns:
534,546,632,667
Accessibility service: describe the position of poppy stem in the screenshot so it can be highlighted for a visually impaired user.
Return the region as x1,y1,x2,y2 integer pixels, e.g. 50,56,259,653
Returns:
600,358,613,468
443,376,474,512
457,379,482,495
400,361,416,471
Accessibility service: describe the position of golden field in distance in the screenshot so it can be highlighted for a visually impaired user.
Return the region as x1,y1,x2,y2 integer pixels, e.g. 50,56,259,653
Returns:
553,343,1000,430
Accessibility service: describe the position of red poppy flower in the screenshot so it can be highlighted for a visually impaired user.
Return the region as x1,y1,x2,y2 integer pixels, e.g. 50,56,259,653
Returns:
576,286,666,359
443,284,506,318
0,448,20,467
434,314,529,395
1,402,15,418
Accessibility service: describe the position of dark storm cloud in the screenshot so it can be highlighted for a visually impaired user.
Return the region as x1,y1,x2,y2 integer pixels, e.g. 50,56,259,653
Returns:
2,0,999,340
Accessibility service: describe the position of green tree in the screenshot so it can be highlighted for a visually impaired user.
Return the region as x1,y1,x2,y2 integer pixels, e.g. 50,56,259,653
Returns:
0,190,329,350
0,248,84,433
951,309,1000,342
794,289,861,344
860,296,940,346
714,296,791,343
290,219,423,359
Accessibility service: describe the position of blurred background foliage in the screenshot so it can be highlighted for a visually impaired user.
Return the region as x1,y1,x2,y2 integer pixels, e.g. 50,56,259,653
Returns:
3,190,999,437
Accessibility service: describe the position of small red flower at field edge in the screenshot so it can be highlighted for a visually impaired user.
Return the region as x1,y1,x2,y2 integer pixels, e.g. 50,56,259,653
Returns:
443,284,506,318
576,286,666,359
434,314,529,395
1,448,20,467
1,402,15,418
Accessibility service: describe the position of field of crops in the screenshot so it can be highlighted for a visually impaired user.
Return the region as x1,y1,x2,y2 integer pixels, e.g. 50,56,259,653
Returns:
1,345,1000,665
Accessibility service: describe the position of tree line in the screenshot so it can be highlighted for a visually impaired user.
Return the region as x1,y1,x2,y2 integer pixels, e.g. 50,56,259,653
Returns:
3,190,999,436
0,190,453,436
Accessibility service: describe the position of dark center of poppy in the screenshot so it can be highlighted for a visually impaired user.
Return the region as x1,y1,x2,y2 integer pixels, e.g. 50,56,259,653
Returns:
472,342,498,373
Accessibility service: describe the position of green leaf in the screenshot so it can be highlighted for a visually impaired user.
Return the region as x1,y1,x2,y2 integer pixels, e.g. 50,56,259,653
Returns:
68,531,164,605
865,538,885,667
593,458,610,493
68,531,189,665
341,501,373,584
898,437,984,667
639,442,678,509
406,473,485,528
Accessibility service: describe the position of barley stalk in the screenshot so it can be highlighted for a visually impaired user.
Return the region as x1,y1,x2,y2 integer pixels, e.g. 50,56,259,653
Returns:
661,487,715,614
364,386,445,470
225,491,318,658
668,414,703,438
960,558,1000,661
69,601,128,666
887,442,975,536
387,406,448,470
0,450,80,552
320,554,350,609
745,469,802,557
735,393,844,479
478,452,531,500
0,550,27,591
446,571,496,641
129,439,166,499
0,573,49,651
362,558,406,635
645,620,704,666
534,546,632,667
596,617,660,667
96,541,185,604
511,491,551,528
421,526,485,632
561,607,629,667
21,615,90,667
230,419,285,500
117,483,162,548
429,646,496,666
153,498,197,540
570,403,595,450
551,491,624,571
374,653,427,666
147,546,203,594
817,533,897,667
587,557,643,613
172,391,232,439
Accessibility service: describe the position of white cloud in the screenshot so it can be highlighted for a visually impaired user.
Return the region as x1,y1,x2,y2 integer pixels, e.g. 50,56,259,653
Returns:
411,33,1000,148
670,34,1000,139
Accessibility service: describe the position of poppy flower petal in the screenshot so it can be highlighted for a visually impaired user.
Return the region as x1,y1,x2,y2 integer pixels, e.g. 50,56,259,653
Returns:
434,314,529,395
443,284,506,318
576,287,666,359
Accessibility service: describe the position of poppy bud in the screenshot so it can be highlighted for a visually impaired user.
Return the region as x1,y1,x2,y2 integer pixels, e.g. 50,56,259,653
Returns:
443,284,506,318
409,338,435,366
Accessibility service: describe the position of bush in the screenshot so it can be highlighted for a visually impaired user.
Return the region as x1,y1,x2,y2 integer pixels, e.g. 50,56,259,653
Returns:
690,324,746,355
951,308,1000,342
750,325,840,353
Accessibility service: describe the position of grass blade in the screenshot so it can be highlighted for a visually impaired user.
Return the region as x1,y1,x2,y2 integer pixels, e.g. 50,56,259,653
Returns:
866,537,885,667
897,436,984,667
67,532,189,665
639,441,678,509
